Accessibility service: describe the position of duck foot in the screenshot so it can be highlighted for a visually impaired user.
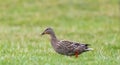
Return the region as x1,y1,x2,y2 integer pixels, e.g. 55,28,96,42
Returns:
75,51,78,58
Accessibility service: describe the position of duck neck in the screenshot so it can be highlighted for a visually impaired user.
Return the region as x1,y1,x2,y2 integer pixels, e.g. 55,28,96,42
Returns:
49,32,58,50
50,32,58,41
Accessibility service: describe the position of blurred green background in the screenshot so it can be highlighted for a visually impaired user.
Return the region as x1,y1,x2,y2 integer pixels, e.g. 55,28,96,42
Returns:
0,0,120,65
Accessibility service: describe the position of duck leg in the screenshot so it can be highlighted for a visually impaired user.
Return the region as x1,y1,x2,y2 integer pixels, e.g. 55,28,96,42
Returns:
75,50,79,58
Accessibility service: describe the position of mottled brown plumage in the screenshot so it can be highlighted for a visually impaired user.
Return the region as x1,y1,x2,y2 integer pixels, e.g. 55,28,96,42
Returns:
41,27,93,57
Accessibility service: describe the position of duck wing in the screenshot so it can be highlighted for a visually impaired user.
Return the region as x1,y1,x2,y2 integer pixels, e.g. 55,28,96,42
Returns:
56,40,90,56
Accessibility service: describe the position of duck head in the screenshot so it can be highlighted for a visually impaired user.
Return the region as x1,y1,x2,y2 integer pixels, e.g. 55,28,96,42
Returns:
41,27,54,35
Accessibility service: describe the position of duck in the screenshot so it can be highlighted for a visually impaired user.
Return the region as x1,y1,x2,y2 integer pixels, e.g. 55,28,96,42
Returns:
41,27,93,58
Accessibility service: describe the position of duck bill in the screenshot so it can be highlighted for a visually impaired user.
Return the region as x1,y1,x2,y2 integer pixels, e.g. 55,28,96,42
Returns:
41,32,45,35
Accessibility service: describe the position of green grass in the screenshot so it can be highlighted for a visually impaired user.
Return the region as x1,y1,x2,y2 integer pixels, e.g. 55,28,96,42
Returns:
0,0,120,65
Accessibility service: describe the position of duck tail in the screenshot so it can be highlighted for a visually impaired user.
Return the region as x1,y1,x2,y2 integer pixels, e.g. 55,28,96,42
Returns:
85,44,94,51
85,44,90,46
85,48,94,51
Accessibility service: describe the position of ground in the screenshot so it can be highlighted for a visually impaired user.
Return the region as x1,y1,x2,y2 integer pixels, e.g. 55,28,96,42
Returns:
0,0,120,65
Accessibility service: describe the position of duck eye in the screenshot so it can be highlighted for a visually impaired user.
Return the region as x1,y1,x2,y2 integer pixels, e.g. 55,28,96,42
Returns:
46,29,49,31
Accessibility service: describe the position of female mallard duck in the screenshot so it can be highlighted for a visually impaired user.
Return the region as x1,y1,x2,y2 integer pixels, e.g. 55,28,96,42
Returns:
41,27,93,58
